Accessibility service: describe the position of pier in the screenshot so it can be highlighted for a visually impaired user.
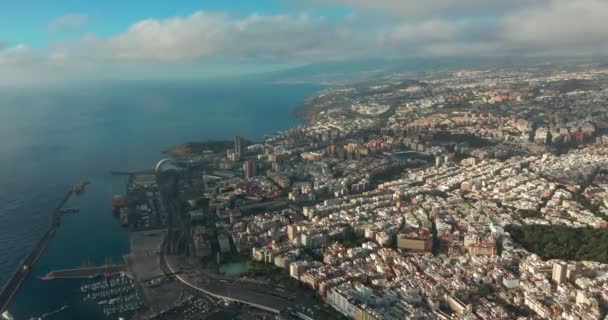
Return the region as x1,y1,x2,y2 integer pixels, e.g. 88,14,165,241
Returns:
40,264,125,281
0,182,88,312
110,169,154,176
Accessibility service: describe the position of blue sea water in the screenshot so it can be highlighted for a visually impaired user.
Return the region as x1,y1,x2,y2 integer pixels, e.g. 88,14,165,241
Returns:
0,80,321,319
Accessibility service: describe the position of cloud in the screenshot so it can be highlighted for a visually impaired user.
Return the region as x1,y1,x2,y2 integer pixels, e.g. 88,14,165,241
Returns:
48,13,89,32
2,11,369,85
0,44,32,65
377,0,608,56
0,44,55,86
382,20,464,43
91,11,227,60
502,0,608,54
422,42,503,56
2,0,608,86
52,11,371,62
310,0,528,16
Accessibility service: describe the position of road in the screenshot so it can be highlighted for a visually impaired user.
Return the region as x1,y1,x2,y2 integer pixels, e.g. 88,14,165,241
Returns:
160,250,293,314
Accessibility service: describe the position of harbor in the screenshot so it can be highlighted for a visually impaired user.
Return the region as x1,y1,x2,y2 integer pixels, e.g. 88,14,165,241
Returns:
0,182,89,313
0,81,318,319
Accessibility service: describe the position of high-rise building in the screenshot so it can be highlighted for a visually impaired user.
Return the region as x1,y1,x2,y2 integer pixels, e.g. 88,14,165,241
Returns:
244,158,256,179
435,155,444,168
287,225,298,241
234,136,244,161
566,264,577,281
552,262,567,285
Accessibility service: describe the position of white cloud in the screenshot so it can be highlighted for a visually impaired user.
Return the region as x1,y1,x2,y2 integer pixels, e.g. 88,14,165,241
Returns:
49,13,90,32
96,11,227,60
52,11,371,62
2,1,608,86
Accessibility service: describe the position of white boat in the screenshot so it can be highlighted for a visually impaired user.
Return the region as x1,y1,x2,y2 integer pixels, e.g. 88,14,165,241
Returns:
1,310,14,320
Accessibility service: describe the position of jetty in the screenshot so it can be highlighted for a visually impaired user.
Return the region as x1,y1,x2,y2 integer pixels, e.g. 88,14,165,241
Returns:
40,264,125,281
110,169,154,176
0,182,89,312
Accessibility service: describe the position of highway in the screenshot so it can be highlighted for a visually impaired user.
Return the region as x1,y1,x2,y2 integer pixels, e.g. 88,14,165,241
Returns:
160,248,293,314
0,183,83,312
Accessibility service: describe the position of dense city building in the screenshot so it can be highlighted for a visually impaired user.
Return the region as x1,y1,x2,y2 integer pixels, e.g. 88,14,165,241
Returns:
115,62,608,319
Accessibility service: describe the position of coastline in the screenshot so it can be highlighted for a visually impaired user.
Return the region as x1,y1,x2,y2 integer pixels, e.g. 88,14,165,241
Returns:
163,87,326,158
162,140,234,158
293,92,322,124
3,81,322,319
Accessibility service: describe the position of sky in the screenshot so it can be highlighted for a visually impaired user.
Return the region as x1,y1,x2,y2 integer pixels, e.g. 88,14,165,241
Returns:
1,0,608,86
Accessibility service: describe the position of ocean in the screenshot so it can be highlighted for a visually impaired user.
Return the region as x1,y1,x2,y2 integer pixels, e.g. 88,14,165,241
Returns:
0,80,321,319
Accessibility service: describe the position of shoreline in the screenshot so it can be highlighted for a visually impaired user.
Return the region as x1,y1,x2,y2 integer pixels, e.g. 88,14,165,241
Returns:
164,86,325,158
3,81,322,319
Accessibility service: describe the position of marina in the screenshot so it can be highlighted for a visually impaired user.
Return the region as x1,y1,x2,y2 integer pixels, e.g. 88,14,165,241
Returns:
80,274,144,317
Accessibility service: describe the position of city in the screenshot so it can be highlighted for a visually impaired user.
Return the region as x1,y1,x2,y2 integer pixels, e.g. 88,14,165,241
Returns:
2,1,608,319
108,62,608,319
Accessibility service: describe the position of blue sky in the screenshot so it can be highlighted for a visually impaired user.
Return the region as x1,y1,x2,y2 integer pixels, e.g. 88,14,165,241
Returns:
0,0,288,47
0,0,607,85
0,0,353,48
